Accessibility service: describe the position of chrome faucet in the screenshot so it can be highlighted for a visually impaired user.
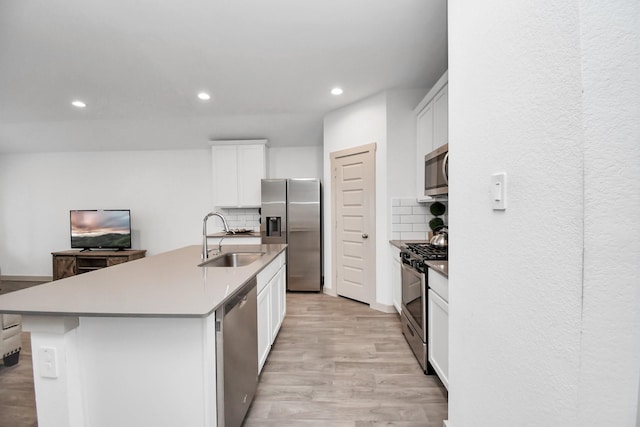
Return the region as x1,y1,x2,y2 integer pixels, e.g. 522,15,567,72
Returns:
202,212,231,259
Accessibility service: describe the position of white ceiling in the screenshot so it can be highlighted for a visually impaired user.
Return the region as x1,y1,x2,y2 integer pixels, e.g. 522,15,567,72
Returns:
0,0,447,153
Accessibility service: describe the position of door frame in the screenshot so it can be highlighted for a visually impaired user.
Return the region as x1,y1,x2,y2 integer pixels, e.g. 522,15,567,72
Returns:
330,143,377,306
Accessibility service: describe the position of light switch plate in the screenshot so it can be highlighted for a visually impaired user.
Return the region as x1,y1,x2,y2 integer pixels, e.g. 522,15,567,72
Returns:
491,173,507,210
39,346,59,379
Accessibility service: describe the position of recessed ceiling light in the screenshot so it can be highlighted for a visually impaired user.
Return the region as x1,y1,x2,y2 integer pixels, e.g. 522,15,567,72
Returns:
71,100,86,108
331,87,343,96
197,92,211,101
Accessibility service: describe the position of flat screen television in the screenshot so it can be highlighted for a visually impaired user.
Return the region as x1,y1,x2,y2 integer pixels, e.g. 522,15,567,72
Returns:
70,209,132,250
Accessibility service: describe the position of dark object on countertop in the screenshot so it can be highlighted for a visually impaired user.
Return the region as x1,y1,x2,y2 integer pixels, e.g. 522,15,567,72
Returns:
430,201,446,216
429,217,444,231
226,229,254,235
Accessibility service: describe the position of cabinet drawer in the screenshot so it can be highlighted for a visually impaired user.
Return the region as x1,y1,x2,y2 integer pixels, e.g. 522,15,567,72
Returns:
428,268,448,303
257,251,286,293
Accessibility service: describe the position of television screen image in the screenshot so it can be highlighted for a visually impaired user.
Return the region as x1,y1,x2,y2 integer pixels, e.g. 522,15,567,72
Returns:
70,210,132,250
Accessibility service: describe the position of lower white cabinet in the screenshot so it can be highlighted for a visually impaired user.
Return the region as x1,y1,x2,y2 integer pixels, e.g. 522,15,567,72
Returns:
257,284,271,370
269,265,286,342
256,251,286,373
428,269,449,389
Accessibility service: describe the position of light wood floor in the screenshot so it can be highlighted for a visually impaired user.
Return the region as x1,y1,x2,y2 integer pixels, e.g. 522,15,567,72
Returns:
0,335,36,427
244,292,448,426
0,285,447,426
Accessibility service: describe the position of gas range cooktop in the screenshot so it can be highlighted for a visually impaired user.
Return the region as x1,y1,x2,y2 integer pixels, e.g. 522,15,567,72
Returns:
403,242,448,261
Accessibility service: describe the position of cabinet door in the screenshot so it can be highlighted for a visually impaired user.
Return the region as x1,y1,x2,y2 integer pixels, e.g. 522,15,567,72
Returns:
212,145,239,207
391,247,402,314
53,256,76,280
107,256,129,267
279,265,286,321
257,285,271,373
433,84,448,149
237,145,265,207
416,101,434,200
428,289,449,389
269,266,285,342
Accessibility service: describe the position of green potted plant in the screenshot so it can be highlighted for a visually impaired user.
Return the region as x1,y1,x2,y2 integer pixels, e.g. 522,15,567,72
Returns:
428,201,446,239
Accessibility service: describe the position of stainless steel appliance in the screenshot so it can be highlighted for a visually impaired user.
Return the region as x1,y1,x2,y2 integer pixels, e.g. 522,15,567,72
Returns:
215,278,258,427
261,179,322,291
400,242,447,373
424,143,449,197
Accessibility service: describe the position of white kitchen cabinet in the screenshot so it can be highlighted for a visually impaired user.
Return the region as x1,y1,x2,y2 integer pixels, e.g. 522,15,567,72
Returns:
256,250,286,373
390,244,402,314
433,84,448,149
211,140,267,208
415,71,448,201
257,283,270,371
428,268,449,389
269,265,285,342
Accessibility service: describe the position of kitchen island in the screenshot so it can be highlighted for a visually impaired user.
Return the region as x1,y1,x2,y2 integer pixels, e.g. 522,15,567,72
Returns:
0,244,286,427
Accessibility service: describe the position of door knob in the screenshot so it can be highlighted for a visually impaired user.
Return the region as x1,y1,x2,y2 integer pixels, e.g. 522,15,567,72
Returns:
362,233,369,239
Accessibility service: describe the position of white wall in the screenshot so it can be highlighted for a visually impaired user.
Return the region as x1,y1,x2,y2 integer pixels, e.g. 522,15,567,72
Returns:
323,89,425,309
267,146,323,179
449,1,639,426
0,145,324,277
578,1,640,425
323,92,387,299
0,150,211,277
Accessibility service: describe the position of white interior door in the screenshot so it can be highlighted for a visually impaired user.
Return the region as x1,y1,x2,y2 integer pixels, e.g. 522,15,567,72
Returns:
331,144,376,304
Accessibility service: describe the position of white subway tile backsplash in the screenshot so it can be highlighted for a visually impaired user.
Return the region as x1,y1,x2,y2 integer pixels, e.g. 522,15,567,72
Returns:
389,198,448,241
413,223,429,232
217,207,261,231
392,206,412,215
401,231,428,240
401,215,426,224
412,206,428,215
401,199,419,206
392,223,413,232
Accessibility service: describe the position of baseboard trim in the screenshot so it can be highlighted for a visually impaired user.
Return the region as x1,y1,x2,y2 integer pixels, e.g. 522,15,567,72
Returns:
323,287,337,297
0,275,52,282
369,301,396,314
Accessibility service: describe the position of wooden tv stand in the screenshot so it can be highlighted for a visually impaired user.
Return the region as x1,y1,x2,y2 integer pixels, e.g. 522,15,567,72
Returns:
52,250,147,281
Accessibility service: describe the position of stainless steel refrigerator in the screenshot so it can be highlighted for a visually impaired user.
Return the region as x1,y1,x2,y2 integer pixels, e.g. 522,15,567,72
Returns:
261,179,322,291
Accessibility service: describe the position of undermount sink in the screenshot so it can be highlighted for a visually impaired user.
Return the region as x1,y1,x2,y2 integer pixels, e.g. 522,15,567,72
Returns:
199,252,265,268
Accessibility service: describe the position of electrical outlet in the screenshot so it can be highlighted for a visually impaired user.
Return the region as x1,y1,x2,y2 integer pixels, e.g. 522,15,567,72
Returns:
39,346,59,379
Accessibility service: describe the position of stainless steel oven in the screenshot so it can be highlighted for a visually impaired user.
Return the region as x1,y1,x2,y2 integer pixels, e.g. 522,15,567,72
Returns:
400,243,447,373
400,252,428,372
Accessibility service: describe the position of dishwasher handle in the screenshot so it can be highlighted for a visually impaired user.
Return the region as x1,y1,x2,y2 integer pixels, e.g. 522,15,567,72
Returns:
224,280,256,313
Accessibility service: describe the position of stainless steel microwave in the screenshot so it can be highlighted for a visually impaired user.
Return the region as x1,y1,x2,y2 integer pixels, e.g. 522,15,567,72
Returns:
425,143,449,197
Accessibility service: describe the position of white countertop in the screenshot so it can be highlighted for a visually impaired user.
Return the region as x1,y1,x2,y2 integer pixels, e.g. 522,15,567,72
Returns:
0,244,286,318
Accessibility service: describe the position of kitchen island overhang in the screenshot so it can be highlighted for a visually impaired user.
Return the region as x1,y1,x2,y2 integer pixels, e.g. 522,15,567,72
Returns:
0,244,287,427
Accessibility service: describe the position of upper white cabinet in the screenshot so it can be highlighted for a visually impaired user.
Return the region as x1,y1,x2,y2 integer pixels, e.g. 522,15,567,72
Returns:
433,84,448,150
415,71,448,201
211,140,267,207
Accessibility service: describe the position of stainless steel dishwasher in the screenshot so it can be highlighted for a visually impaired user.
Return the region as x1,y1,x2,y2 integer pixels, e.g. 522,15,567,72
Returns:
215,278,258,427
